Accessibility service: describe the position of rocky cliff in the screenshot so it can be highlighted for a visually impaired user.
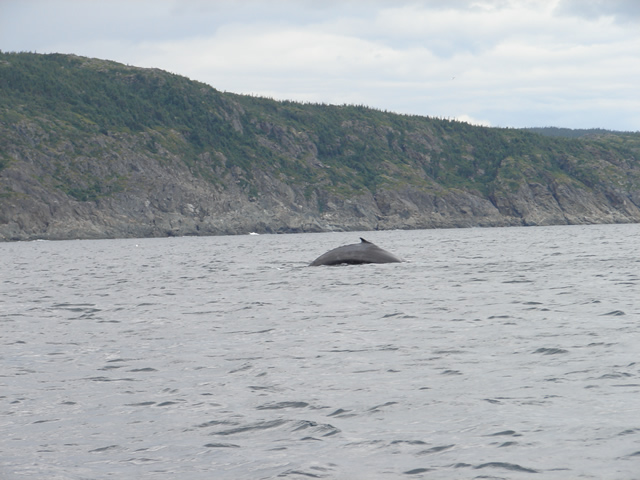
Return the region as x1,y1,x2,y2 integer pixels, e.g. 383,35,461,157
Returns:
1,52,640,241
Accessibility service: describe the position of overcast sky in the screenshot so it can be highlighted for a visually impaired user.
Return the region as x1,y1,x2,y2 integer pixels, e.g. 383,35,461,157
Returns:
2,0,639,130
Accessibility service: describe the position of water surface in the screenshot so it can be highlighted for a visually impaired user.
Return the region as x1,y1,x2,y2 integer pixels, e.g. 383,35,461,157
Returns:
2,224,640,479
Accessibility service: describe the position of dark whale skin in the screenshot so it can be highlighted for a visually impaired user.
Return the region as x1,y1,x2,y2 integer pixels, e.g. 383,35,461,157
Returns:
309,238,403,266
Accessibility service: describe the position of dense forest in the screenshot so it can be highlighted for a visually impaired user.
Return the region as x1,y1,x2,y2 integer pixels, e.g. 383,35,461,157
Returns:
1,52,640,240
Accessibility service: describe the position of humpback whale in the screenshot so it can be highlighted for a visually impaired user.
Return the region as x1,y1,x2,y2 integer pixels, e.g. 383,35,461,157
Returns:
309,238,403,266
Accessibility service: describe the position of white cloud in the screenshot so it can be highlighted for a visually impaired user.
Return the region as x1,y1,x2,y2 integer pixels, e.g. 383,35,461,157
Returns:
454,114,492,126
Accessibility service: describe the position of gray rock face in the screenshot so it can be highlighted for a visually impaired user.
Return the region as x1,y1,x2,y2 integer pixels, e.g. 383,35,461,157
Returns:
2,148,640,241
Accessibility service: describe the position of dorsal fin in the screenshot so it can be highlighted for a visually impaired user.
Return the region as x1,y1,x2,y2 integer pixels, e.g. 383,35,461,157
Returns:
360,237,372,244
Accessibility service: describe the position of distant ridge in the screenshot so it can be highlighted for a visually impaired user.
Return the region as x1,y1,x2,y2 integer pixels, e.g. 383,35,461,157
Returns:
524,127,637,139
1,52,640,241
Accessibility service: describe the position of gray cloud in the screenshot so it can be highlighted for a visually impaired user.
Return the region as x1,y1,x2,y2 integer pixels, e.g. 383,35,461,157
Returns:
555,0,640,23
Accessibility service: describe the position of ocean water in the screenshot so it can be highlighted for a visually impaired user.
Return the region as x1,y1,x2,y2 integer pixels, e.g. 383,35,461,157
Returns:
1,224,640,479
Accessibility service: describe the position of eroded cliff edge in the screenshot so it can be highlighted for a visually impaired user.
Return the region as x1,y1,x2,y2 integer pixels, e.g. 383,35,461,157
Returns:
2,53,640,241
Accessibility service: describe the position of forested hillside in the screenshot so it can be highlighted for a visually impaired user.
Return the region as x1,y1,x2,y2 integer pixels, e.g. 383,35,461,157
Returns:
1,52,640,240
